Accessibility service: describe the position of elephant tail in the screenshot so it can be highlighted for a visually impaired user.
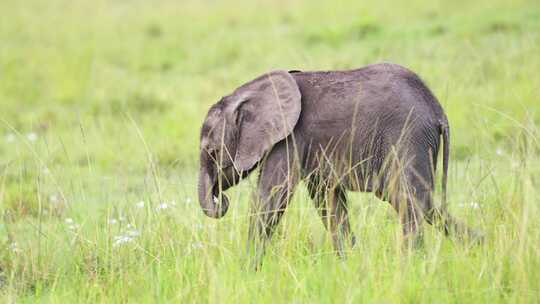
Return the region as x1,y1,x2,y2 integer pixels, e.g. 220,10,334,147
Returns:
440,119,450,211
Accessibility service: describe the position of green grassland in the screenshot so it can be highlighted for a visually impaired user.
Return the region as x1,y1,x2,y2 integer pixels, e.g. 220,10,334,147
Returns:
1,0,539,302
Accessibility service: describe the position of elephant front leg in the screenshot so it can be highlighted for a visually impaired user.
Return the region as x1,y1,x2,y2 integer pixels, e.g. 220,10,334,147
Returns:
307,176,356,257
246,145,300,270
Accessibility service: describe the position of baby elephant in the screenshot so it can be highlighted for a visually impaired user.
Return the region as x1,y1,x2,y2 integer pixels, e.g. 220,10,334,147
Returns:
198,63,480,267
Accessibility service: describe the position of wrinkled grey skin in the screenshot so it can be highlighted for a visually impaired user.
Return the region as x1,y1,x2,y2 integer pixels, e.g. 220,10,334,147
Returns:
198,63,481,268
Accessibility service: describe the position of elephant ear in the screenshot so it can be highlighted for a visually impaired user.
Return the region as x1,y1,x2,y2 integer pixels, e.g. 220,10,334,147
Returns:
232,70,301,171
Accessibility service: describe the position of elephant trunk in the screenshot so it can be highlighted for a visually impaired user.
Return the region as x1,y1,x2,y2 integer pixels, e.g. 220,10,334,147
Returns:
198,166,230,219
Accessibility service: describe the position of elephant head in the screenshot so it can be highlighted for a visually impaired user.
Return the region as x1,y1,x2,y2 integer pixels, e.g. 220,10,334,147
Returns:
198,71,302,218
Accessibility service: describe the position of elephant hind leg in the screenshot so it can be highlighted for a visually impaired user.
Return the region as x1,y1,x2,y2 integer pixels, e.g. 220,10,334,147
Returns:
380,149,484,245
408,184,484,243
380,166,428,248
423,203,485,243
386,194,425,248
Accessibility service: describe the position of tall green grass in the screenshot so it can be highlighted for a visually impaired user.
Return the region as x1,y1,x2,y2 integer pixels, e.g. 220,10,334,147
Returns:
1,0,539,302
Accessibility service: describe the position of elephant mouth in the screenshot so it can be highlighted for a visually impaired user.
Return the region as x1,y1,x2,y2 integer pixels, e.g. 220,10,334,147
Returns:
199,163,257,219
209,184,230,218
198,165,235,219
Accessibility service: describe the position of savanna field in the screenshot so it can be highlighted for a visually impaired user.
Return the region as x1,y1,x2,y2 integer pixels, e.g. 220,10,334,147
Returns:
1,0,539,302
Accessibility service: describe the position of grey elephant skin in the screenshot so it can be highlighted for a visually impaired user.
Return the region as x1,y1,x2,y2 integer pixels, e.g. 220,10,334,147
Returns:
198,62,480,267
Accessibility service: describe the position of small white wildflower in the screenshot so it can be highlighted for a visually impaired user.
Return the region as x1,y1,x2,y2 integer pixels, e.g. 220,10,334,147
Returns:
42,167,51,175
126,223,134,229
5,133,15,143
65,218,74,224
495,148,504,156
27,132,38,142
109,218,118,225
49,194,59,204
192,242,204,249
113,235,134,247
156,203,169,211
213,196,219,204
113,228,140,247
68,224,79,230
470,202,480,209
185,197,193,204
126,229,140,237
9,242,21,253
135,201,145,208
